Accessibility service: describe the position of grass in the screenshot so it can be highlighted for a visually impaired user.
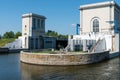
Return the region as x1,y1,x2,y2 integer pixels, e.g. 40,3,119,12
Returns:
31,50,87,54
32,51,57,54
0,38,15,47
26,49,58,54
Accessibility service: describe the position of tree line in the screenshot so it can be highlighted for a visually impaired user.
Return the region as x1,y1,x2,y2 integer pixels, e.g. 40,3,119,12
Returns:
0,31,21,39
0,30,68,39
46,30,68,39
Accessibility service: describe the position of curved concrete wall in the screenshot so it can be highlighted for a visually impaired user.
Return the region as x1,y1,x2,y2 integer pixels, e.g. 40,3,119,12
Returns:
20,51,109,65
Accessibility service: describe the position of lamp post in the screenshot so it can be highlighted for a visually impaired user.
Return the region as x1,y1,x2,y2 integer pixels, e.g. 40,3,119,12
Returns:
76,24,80,35
71,23,80,35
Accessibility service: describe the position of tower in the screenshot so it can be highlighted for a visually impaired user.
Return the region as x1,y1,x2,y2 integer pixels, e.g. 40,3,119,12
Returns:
22,13,46,49
22,13,46,37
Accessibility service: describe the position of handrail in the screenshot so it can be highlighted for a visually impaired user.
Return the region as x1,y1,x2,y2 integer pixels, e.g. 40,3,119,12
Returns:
90,38,101,52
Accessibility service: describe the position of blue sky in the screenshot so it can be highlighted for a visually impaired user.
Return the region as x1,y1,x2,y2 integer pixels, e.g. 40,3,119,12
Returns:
0,0,120,35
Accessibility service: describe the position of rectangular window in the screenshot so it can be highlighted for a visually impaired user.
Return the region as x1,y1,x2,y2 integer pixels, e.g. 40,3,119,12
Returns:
37,19,40,28
32,18,36,29
30,38,34,49
35,38,38,49
41,20,44,28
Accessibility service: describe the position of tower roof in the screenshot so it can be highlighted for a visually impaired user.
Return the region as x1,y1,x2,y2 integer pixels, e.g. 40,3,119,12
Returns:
22,13,46,19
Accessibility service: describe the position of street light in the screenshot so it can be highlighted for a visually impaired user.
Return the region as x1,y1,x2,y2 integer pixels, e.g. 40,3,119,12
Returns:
76,24,80,35
71,23,80,35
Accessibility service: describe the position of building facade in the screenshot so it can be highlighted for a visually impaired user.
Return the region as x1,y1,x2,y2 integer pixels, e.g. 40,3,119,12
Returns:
80,1,120,34
22,13,56,49
67,1,120,52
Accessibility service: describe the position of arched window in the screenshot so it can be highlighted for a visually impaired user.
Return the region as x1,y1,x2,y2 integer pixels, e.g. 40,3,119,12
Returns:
93,19,99,32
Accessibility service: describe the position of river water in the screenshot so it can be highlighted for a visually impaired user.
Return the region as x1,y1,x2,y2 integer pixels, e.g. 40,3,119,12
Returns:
0,53,120,80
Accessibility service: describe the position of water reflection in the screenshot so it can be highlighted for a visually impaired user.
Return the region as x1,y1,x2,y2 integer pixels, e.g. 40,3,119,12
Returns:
0,53,21,80
21,57,120,80
117,55,120,79
0,53,119,80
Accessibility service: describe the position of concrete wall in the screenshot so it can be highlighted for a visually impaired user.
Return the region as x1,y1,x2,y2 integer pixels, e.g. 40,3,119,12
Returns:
114,6,120,33
4,37,22,49
0,48,9,53
80,1,115,34
68,34,113,52
22,17,32,36
114,34,119,52
43,37,56,49
94,38,106,52
20,51,109,65
109,51,120,59
21,36,29,49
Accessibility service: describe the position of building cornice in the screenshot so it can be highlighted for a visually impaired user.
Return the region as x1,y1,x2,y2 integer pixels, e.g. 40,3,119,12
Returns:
80,1,120,10
22,13,46,19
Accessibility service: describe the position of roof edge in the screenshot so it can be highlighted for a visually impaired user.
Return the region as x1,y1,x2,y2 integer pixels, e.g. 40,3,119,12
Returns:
80,1,120,10
22,13,46,19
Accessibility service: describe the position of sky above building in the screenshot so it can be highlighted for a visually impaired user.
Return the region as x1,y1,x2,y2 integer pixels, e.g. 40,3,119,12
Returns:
0,0,120,35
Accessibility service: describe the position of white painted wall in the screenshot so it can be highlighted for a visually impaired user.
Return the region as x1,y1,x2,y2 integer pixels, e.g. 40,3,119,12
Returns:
68,33,115,52
114,34,119,51
22,13,46,49
80,1,115,34
94,38,106,52
22,17,32,36
21,36,29,49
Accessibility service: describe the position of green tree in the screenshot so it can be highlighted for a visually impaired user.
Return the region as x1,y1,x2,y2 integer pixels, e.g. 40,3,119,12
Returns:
46,30,68,39
3,31,14,38
46,30,58,37
15,32,22,38
58,34,68,39
0,35,2,39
